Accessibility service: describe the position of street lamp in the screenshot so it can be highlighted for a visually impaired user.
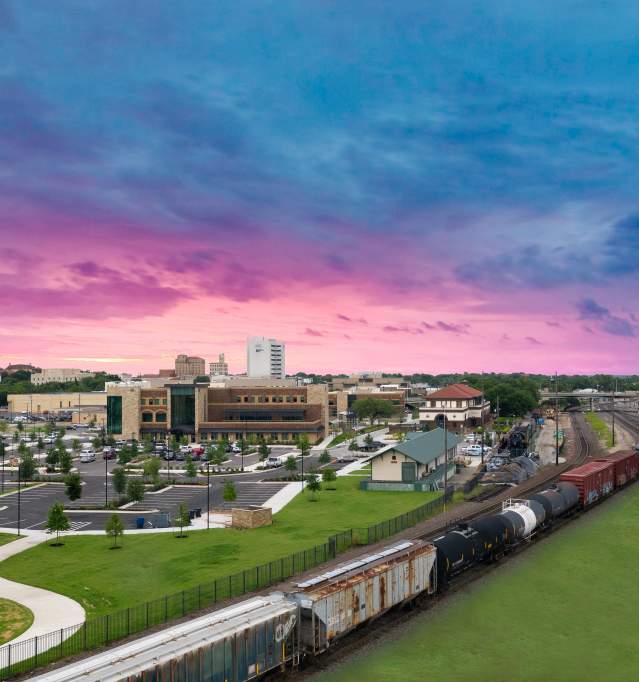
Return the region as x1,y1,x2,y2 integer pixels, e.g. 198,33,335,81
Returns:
206,460,210,531
0,439,4,495
16,458,21,537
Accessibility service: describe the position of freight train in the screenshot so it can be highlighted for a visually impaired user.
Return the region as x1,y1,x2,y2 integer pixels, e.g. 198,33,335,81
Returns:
30,450,639,682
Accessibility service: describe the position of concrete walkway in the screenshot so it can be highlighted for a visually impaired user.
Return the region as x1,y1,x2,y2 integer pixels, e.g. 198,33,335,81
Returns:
0,535,85,665
260,480,306,513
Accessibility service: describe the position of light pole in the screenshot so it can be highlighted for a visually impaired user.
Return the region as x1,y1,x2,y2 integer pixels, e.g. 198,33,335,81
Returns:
443,414,448,524
554,371,559,465
612,378,617,446
206,461,210,530
105,451,109,508
17,459,21,536
0,439,4,495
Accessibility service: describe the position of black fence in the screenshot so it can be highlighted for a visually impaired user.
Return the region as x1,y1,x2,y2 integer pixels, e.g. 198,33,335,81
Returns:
0,489,452,679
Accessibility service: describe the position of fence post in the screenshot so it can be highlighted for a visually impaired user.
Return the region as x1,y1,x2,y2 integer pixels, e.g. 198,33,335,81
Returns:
59,627,64,656
84,621,87,649
34,634,38,667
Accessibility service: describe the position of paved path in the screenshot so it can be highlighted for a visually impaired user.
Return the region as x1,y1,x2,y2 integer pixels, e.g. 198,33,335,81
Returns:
0,535,85,665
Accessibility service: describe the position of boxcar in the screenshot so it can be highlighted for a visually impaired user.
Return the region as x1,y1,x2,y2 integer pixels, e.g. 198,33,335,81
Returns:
291,541,437,654
560,461,615,507
30,595,300,682
595,450,639,488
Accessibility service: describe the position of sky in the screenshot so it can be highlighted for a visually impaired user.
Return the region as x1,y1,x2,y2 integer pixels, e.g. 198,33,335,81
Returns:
1,1,638,375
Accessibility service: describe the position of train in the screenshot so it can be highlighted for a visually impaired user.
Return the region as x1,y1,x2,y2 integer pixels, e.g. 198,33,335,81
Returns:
30,450,639,682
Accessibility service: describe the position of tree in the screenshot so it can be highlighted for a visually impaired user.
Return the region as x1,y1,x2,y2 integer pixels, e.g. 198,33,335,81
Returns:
71,439,81,456
143,437,153,457
127,478,145,503
64,472,82,501
118,445,133,466
179,435,189,447
92,436,102,451
296,435,310,457
322,467,337,490
223,480,237,502
211,441,229,467
36,436,44,454
43,421,54,436
59,449,73,474
173,504,191,537
19,448,36,480
258,440,270,461
348,438,359,452
105,514,124,548
284,456,298,479
306,470,321,500
46,503,70,546
112,467,127,497
143,457,161,485
45,447,59,471
16,421,23,433
364,433,374,447
0,420,7,437
352,397,395,423
318,450,331,465
185,454,197,478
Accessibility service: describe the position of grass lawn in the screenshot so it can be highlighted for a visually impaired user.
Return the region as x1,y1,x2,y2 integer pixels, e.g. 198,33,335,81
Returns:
0,598,34,645
0,475,439,617
323,483,639,682
584,411,613,447
328,424,386,447
0,533,20,548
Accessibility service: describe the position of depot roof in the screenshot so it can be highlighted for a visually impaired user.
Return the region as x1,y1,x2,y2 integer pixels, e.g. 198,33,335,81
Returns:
427,383,483,399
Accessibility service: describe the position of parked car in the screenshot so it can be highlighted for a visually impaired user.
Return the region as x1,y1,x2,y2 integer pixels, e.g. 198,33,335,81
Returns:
337,455,356,463
464,445,490,456
80,451,96,463
163,451,175,461
102,449,116,460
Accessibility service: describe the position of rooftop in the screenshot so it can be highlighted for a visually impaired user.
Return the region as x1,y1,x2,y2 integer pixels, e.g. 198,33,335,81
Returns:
427,382,483,399
371,427,460,465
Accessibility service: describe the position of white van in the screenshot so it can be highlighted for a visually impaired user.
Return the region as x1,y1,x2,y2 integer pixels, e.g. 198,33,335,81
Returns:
80,451,96,463
81,442,93,451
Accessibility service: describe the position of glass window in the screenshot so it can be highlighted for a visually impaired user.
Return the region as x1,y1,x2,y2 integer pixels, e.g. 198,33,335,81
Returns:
156,412,167,423
142,412,153,423
107,396,122,434
162,398,167,405
140,398,146,405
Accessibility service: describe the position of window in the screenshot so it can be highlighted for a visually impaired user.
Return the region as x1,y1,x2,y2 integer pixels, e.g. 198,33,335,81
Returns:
142,412,153,423
456,401,462,408
156,412,167,423
141,398,146,405
430,401,436,408
107,396,122,434
162,398,167,405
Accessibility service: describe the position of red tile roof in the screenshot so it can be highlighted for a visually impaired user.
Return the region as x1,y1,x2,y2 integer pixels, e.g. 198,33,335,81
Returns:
428,383,483,399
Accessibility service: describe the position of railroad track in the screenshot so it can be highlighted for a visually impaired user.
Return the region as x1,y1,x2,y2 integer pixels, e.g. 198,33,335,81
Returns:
611,410,639,440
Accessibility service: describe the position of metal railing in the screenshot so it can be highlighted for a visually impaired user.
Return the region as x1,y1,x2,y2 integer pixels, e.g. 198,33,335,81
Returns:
0,490,450,679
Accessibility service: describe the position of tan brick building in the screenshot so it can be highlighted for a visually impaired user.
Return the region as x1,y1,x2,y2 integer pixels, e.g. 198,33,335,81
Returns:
107,382,329,444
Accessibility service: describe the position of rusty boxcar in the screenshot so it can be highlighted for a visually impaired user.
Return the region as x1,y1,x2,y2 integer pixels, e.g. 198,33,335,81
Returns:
291,540,437,654
595,450,639,488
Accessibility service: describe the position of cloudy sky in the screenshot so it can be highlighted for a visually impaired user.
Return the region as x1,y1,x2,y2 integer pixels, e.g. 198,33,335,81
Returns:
1,1,638,374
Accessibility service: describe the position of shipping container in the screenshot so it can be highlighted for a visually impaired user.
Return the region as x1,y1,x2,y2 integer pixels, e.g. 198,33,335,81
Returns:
292,541,436,654
595,450,639,488
29,595,299,682
560,461,615,507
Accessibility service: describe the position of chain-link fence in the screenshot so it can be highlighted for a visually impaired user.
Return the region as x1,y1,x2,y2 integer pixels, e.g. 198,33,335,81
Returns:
0,490,450,679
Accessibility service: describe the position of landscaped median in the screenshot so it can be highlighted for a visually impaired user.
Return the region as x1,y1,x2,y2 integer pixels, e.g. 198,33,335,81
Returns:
0,474,453,677
584,411,613,447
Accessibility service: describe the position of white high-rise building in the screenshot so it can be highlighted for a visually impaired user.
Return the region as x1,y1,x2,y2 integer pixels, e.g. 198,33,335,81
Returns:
246,336,285,379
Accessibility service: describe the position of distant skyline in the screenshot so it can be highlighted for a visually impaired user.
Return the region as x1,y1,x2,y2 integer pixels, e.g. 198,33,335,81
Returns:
1,2,638,375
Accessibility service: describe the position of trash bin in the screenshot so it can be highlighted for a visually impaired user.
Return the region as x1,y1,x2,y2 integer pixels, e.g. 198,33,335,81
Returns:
195,508,202,518
189,509,196,520
136,517,145,529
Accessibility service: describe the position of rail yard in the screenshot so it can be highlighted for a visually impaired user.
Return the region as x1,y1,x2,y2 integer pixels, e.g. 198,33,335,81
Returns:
13,409,639,682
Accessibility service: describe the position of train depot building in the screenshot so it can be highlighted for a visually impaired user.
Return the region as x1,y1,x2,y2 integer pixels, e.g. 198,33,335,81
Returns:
418,382,490,430
106,382,329,444
362,427,460,491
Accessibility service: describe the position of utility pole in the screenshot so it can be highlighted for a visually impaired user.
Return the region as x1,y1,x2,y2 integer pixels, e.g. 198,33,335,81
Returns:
17,460,21,536
555,371,559,465
105,451,109,508
206,461,210,530
443,414,448,525
612,378,617,447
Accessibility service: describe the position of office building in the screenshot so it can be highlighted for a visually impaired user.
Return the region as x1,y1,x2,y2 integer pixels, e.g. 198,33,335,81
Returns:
247,337,285,379
209,353,229,376
106,382,328,444
31,368,94,385
174,354,206,377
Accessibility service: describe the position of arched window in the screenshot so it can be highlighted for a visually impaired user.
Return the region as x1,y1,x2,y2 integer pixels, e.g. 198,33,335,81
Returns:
142,412,153,423
155,412,167,423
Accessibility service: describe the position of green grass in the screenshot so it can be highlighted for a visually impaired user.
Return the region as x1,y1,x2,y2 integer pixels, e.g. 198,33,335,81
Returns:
585,411,613,447
0,475,438,617
0,598,33,645
0,533,20,547
324,484,639,682
328,424,385,447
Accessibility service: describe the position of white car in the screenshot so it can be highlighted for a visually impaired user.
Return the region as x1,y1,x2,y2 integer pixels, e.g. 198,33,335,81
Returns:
465,444,490,456
80,451,96,463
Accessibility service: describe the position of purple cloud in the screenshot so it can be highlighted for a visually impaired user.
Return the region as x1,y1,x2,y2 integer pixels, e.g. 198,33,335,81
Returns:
383,325,424,335
576,298,635,337
545,321,562,328
305,328,325,337
525,336,543,345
